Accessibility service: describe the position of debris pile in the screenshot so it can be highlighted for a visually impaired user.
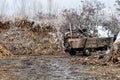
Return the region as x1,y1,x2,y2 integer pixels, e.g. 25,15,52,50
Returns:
0,44,13,58
0,21,11,32
105,32,120,63
0,18,119,66
14,19,34,30
69,49,119,66
68,33,120,65
69,51,108,65
106,43,120,63
0,19,58,55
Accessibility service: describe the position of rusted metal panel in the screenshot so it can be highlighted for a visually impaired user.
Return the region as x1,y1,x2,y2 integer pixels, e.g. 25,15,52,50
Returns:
66,37,113,49
67,38,86,48
86,38,98,48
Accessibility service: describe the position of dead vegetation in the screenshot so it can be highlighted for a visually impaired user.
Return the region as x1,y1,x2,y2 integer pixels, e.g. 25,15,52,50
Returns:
0,44,13,58
69,51,119,66
0,21,11,32
0,19,58,56
0,19,119,66
106,43,120,64
0,0,119,79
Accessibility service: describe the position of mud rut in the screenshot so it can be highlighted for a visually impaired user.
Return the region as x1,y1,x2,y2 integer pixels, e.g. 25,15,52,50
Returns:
0,55,119,80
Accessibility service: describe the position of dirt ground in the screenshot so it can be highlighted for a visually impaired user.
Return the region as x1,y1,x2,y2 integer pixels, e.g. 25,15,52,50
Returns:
0,53,119,80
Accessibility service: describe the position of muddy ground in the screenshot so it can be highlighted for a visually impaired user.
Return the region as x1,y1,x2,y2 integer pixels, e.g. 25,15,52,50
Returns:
0,53,119,80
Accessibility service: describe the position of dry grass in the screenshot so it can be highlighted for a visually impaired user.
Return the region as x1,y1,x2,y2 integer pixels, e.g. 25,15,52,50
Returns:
0,44,13,58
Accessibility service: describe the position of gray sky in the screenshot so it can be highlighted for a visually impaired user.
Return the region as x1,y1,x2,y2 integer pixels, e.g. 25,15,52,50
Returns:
0,0,117,16
41,0,116,12
54,0,115,9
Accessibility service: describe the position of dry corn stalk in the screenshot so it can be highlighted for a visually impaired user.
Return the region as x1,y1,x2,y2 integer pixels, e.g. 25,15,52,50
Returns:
106,32,120,63
0,44,13,58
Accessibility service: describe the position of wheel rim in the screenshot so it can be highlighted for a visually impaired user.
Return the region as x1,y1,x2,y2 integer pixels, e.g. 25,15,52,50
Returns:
84,49,90,56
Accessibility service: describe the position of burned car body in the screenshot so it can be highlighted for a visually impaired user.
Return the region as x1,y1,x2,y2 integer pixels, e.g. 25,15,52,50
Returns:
64,33,114,56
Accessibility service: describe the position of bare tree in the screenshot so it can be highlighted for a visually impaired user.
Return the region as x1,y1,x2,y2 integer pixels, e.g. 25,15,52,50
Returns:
61,0,105,37
116,0,120,12
0,0,7,16
17,0,27,18
54,0,105,51
47,0,53,17
101,0,120,35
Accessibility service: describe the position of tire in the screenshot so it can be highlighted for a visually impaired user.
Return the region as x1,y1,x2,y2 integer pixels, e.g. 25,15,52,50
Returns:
83,48,91,56
64,42,76,55
64,42,69,52
68,48,76,55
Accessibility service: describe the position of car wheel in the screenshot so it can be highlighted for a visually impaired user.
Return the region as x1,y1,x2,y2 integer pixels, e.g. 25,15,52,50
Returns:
83,48,91,56
68,48,76,55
